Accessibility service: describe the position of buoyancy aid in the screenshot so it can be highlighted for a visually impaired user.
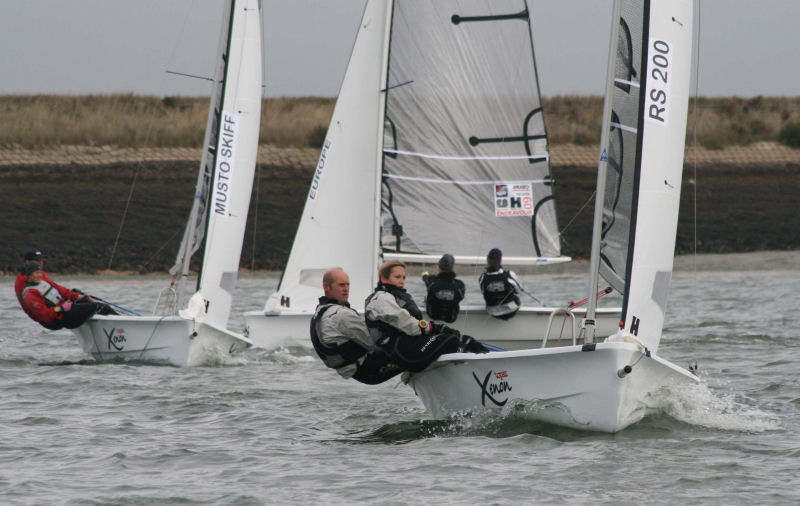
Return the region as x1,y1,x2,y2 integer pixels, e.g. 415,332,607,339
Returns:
424,272,464,323
22,281,63,307
310,297,369,370
480,269,519,307
364,282,423,338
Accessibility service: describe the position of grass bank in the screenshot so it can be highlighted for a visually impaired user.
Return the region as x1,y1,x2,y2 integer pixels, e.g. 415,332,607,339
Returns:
3,95,800,150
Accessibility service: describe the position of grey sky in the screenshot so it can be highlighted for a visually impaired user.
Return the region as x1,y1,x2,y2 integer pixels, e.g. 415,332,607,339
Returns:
0,0,797,98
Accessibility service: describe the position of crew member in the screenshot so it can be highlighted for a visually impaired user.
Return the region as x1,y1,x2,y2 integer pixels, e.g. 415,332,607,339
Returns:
310,268,401,384
14,250,54,304
19,262,114,330
479,248,524,320
422,253,465,323
364,261,488,371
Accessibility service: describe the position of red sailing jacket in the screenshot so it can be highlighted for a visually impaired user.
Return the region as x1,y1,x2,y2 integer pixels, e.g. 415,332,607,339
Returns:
19,277,81,328
14,271,55,303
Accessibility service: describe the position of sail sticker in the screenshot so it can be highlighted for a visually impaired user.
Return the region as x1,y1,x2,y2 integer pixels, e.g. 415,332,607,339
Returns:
645,38,672,126
212,112,239,216
600,148,608,162
494,183,534,217
308,139,332,200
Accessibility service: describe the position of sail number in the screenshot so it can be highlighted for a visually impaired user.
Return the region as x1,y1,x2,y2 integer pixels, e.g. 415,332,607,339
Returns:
645,39,672,126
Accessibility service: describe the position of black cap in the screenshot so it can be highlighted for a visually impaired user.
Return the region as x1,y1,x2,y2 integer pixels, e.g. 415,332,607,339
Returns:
438,254,455,272
24,261,43,276
24,250,44,261
488,248,502,263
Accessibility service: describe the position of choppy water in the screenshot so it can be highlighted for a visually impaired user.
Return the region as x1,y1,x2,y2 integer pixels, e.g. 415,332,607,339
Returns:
2,251,799,505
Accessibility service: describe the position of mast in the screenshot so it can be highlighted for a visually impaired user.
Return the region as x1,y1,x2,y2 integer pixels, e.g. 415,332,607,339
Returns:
584,0,623,343
373,0,395,283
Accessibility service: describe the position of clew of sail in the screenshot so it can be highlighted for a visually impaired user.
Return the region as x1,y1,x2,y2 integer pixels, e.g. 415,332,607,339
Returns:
380,0,563,264
599,0,694,351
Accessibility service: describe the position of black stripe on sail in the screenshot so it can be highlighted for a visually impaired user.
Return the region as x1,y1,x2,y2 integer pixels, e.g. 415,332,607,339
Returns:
451,9,528,25
384,116,398,159
532,194,555,257
615,19,637,93
381,178,403,251
620,0,651,325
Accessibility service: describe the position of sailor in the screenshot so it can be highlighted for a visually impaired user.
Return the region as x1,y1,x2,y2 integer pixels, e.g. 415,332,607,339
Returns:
310,268,402,384
479,248,523,320
364,260,488,371
19,262,114,330
421,253,465,323
14,250,55,304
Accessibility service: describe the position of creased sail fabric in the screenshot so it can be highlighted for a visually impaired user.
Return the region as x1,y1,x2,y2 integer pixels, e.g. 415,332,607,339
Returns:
598,0,645,293
380,0,560,260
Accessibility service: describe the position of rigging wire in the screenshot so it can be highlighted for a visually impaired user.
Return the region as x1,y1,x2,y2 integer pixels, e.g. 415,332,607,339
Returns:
107,2,198,271
557,190,597,248
691,0,702,333
250,6,268,272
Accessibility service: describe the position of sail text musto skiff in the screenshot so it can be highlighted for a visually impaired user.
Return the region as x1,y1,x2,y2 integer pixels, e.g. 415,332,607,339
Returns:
71,0,261,366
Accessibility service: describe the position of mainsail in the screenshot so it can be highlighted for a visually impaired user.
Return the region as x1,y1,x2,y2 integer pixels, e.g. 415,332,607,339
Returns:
380,0,561,263
169,0,262,326
592,0,694,351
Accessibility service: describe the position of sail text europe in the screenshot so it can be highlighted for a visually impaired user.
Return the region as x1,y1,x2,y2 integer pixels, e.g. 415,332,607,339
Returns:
213,113,239,216
308,139,332,200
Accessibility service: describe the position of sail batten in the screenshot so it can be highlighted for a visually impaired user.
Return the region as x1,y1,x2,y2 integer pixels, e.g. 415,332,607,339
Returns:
383,149,548,162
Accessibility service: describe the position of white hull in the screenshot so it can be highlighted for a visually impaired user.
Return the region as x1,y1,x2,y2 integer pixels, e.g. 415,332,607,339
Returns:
407,341,698,433
243,305,620,350
71,315,252,367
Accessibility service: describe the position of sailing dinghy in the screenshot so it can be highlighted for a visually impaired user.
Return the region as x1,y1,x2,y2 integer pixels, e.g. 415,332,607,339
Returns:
408,0,699,432
243,0,619,350
71,0,261,366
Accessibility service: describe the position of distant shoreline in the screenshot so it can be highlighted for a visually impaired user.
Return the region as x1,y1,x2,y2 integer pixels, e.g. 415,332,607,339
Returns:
2,141,799,168
2,144,798,274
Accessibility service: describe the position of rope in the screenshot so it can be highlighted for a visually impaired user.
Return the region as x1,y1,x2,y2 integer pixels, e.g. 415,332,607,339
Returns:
89,295,141,316
139,315,171,360
558,190,596,238
692,0,702,331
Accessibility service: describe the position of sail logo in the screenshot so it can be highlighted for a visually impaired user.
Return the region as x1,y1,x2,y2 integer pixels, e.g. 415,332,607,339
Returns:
645,38,672,126
494,183,534,217
102,327,127,351
473,370,512,407
212,112,239,216
309,139,332,200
